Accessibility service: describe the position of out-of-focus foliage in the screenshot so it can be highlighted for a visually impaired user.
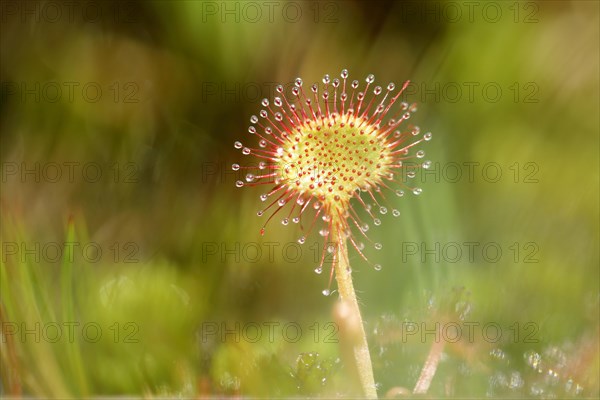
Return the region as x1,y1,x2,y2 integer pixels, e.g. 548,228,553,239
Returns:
1,0,598,397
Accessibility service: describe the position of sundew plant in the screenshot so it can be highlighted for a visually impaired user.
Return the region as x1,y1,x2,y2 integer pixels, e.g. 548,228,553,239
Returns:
234,70,431,397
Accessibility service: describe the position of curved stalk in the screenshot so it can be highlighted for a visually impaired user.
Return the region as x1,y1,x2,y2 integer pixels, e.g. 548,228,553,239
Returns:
333,231,377,399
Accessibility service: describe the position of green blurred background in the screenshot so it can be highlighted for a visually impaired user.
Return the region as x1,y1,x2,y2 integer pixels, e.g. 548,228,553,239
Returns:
1,0,598,398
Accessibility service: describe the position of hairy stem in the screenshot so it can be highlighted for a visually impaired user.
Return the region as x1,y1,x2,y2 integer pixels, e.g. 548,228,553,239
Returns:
334,233,377,399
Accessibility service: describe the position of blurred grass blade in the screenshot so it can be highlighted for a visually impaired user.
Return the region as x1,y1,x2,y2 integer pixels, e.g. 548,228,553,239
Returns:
60,216,88,396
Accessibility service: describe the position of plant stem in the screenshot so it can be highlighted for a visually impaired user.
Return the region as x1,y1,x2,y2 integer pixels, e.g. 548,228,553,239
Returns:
413,336,445,394
334,234,377,399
